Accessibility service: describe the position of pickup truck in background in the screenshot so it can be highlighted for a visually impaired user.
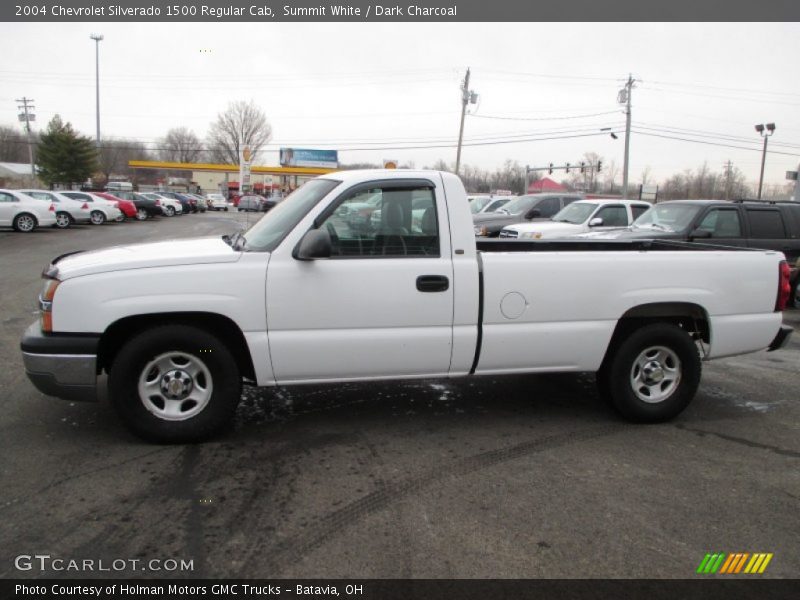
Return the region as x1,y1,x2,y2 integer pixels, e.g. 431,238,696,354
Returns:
20,171,794,442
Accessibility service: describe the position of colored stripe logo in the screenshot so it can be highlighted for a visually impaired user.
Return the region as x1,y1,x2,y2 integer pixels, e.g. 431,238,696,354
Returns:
696,553,773,574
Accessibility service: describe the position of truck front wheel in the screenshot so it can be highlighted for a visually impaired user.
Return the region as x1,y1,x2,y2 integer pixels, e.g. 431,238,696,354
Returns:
108,325,241,442
597,323,701,423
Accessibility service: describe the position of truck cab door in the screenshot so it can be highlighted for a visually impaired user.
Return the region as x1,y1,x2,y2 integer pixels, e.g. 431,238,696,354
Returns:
265,179,455,384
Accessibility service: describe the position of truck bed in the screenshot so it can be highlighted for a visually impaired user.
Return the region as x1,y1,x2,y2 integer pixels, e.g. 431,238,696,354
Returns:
476,238,759,253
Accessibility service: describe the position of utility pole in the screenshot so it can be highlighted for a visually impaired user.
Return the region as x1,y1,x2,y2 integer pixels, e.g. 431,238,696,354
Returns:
455,68,478,176
618,74,635,199
16,97,36,177
723,160,733,200
90,33,104,148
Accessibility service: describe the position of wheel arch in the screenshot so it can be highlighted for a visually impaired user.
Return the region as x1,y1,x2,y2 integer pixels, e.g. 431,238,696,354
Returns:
601,302,710,368
98,312,256,381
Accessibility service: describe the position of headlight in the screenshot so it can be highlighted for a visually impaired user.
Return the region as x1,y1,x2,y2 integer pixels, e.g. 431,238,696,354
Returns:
520,232,543,239
39,279,60,333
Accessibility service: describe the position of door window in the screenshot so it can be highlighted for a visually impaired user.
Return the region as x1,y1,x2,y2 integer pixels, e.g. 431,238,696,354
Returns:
319,187,439,257
535,197,561,217
746,209,786,239
595,205,628,227
697,209,742,238
631,205,649,220
0,192,17,202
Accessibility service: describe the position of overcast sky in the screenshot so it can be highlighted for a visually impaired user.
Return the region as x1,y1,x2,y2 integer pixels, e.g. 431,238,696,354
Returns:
2,22,799,189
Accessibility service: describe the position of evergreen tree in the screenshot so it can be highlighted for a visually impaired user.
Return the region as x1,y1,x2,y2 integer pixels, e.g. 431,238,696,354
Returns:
36,115,97,187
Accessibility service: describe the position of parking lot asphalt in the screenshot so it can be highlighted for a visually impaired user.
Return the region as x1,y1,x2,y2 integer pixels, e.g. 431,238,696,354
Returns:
1,212,798,579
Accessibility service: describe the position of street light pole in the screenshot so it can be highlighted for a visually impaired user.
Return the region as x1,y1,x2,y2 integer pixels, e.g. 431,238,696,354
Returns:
90,33,104,148
755,123,775,200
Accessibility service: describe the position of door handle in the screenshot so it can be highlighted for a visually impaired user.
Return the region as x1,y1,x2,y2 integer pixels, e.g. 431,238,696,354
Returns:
416,275,449,293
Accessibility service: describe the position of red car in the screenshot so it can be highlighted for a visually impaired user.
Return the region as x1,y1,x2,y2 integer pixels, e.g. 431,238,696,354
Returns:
95,192,137,220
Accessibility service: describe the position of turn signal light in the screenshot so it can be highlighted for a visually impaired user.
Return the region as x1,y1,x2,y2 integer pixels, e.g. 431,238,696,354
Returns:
775,261,791,311
39,279,60,333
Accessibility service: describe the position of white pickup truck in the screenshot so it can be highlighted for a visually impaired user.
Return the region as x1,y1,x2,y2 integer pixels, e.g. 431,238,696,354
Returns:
21,170,793,442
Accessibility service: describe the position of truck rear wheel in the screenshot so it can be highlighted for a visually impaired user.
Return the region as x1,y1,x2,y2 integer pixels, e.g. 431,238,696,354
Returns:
597,323,701,422
108,325,241,442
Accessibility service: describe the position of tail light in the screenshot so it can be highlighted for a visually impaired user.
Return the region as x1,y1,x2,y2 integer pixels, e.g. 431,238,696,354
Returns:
39,279,60,333
81,203,89,210
775,261,791,311
49,203,55,212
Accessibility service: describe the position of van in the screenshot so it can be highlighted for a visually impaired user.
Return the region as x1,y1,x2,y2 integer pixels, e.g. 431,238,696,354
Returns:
105,181,133,192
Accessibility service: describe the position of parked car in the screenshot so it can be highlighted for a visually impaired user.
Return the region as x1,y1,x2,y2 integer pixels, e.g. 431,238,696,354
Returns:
0,189,57,231
473,193,583,237
45,190,122,225
94,191,161,221
18,189,92,229
500,200,651,239
158,192,197,214
479,196,514,214
579,199,800,308
184,193,207,213
61,191,135,221
142,193,183,217
468,195,494,214
205,193,230,211
237,195,276,212
19,170,793,442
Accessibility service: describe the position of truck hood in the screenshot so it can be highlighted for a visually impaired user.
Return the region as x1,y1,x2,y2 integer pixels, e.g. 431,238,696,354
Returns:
574,227,678,240
506,221,584,237
51,236,242,280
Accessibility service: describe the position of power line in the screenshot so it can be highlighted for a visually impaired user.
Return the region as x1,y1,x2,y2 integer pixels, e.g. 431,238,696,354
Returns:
468,110,620,122
631,130,800,158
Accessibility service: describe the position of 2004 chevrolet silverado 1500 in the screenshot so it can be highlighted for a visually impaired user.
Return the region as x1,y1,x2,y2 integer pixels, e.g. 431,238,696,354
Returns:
21,170,794,442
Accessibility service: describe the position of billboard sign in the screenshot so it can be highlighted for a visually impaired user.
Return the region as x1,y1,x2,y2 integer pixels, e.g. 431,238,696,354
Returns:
239,145,252,192
280,148,338,168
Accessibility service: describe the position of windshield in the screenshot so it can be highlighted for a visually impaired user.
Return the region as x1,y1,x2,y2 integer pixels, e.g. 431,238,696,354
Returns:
243,179,341,251
469,196,492,214
633,203,701,232
552,202,596,224
499,195,536,215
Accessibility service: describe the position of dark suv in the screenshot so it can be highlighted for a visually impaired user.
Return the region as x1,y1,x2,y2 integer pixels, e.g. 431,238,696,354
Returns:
597,199,800,306
473,193,583,237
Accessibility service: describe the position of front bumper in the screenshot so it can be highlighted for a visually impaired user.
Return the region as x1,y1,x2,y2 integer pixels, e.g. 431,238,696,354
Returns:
20,322,100,402
767,325,793,352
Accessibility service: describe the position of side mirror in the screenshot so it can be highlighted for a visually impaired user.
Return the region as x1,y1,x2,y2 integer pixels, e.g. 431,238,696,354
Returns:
294,229,332,261
690,228,712,240
525,208,541,220
588,217,604,227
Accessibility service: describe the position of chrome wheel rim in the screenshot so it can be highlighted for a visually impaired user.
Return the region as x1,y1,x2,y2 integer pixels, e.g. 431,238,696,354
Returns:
136,209,147,221
630,345,681,404
17,215,35,231
90,211,104,225
166,206,175,216
56,213,71,228
138,351,213,421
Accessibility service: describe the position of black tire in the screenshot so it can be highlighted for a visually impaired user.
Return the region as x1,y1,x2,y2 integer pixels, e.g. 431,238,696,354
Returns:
135,208,148,221
108,325,242,443
597,323,701,423
223,207,228,212
13,212,37,232
792,279,800,310
164,206,175,217
90,210,106,225
54,212,72,229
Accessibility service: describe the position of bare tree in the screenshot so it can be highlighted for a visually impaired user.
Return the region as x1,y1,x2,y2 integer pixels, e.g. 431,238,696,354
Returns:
160,127,202,163
207,101,272,164
97,139,153,185
640,166,652,187
0,124,29,162
603,159,620,194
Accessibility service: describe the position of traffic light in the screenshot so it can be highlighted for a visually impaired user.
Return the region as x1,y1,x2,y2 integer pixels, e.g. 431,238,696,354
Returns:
565,163,570,173
597,160,602,172
548,163,553,175
580,162,586,174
